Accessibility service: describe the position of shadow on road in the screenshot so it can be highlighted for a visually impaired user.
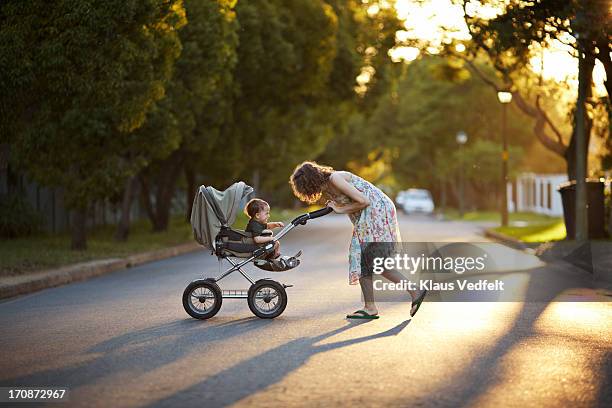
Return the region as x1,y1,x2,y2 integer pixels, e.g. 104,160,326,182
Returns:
0,315,410,407
389,261,611,407
0,317,273,389
141,318,411,407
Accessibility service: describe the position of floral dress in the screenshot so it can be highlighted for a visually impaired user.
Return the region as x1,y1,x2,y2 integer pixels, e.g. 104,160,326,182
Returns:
324,173,401,285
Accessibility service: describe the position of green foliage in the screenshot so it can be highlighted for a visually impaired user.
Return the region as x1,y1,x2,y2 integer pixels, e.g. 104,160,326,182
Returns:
456,0,611,179
0,194,42,238
361,57,528,187
1,0,186,209
1,0,409,240
135,0,240,230
458,139,523,184
171,0,239,155
461,0,608,80
137,0,239,178
231,0,340,196
316,1,405,173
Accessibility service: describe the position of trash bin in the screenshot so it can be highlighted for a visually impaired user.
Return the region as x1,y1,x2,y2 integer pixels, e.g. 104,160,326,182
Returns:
558,179,606,239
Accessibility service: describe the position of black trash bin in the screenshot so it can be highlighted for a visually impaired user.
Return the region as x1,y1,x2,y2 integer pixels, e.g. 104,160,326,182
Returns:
558,179,606,239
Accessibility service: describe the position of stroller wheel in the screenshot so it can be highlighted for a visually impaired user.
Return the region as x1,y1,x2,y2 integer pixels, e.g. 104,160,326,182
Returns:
182,279,222,320
247,280,287,319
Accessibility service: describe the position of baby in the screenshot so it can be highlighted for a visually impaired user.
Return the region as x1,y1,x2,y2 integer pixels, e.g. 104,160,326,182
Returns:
244,198,284,258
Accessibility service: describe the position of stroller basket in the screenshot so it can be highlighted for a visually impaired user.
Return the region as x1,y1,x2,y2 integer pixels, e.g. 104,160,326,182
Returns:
222,289,249,299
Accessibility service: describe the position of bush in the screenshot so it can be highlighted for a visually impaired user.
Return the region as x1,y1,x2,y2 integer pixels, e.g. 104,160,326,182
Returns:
0,194,43,238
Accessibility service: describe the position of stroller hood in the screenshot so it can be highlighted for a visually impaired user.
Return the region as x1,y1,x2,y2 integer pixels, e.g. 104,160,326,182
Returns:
190,181,254,250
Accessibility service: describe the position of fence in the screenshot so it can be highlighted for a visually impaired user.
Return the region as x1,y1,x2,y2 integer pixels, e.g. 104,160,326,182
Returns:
507,173,567,217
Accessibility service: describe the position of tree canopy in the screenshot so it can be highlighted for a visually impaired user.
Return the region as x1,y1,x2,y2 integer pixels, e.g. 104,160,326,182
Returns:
1,0,409,246
455,0,611,178
1,0,186,247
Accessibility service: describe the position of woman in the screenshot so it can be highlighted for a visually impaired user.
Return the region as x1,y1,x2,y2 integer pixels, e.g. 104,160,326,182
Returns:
289,161,427,319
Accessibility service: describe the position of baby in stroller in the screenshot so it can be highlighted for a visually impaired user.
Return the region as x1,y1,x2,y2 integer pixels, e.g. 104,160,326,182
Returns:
244,198,302,270
244,198,284,258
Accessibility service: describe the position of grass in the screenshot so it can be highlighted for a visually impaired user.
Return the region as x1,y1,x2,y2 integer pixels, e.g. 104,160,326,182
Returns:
493,221,566,243
442,209,561,224
0,208,304,277
442,209,566,243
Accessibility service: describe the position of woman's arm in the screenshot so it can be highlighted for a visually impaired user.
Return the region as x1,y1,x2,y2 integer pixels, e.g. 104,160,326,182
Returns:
327,172,370,214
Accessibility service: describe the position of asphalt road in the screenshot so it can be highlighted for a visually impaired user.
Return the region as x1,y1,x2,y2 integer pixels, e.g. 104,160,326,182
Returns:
0,213,610,407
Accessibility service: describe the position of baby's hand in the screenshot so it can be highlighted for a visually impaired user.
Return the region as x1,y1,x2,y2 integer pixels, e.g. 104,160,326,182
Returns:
272,221,284,228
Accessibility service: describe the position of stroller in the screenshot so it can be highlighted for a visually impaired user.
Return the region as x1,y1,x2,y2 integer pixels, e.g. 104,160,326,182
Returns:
184,182,332,319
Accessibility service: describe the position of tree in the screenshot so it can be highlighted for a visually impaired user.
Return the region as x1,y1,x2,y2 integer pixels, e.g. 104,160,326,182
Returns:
455,0,610,180
136,0,239,232
316,0,405,173
0,0,185,249
359,57,531,209
231,0,339,197
451,0,610,237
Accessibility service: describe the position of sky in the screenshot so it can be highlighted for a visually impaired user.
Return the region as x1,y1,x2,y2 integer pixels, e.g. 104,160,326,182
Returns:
387,0,607,95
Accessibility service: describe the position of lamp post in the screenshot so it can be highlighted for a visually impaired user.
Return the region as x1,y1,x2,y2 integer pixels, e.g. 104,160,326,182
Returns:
456,131,468,217
497,90,512,227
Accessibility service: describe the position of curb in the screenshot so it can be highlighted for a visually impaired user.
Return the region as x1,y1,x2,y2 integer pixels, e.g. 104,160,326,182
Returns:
484,229,612,285
0,242,201,300
483,228,530,251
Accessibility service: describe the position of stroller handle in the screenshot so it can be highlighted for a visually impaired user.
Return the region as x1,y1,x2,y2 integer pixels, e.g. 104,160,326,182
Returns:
291,206,333,226
308,206,333,219
274,207,333,241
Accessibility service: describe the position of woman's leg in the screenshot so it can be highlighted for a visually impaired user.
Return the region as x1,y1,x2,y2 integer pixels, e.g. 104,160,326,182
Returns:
359,275,378,314
380,269,422,301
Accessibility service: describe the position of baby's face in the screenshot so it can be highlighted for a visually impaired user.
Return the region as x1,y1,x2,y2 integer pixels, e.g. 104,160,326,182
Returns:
255,206,270,223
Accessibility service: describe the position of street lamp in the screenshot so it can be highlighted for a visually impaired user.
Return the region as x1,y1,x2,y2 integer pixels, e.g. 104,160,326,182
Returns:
497,91,512,104
456,131,468,217
497,90,512,227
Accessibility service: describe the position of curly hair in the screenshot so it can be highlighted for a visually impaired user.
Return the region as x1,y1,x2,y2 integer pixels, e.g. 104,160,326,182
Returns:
289,161,334,204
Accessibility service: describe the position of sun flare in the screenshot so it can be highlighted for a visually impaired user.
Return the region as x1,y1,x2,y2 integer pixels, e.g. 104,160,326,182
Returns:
393,0,607,94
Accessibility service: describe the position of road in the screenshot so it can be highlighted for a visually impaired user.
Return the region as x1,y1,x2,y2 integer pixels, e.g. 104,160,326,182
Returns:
0,214,610,407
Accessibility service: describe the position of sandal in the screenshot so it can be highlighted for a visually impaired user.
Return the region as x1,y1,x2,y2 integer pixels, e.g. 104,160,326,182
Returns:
346,310,379,319
410,290,427,317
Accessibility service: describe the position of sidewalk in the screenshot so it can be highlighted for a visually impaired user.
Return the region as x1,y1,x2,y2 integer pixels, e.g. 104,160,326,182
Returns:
483,227,612,285
0,242,201,300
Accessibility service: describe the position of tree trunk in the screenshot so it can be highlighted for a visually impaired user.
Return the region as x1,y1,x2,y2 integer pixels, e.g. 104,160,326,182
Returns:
115,176,138,241
564,52,595,181
449,176,460,210
153,194,172,232
440,179,447,210
139,174,156,227
185,164,196,221
140,151,184,232
71,207,87,250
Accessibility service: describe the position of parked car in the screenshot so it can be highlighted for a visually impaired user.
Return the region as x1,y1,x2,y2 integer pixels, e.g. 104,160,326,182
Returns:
395,189,434,214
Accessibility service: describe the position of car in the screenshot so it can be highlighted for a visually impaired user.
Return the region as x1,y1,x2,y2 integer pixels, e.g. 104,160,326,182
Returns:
396,189,434,214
